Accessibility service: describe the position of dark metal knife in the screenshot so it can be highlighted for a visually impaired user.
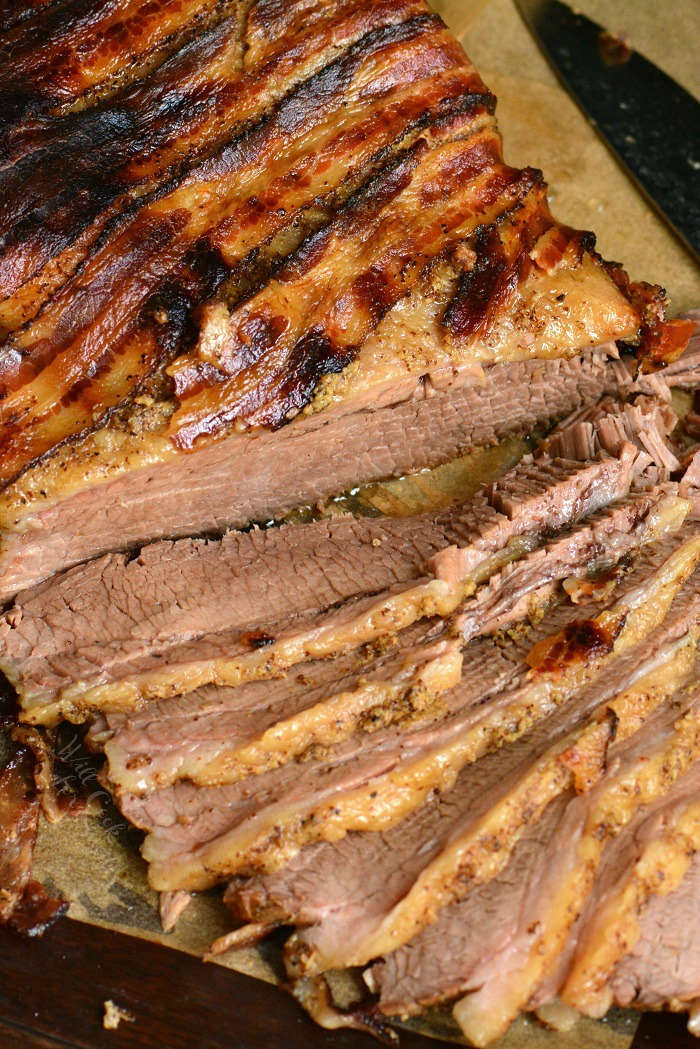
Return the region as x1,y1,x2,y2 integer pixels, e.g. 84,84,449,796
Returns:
513,0,700,258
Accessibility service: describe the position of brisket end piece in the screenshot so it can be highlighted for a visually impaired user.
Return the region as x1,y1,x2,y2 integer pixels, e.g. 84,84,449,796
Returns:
0,746,67,936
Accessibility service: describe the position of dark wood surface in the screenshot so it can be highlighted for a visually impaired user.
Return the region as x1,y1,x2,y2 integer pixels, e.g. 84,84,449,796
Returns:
0,919,695,1049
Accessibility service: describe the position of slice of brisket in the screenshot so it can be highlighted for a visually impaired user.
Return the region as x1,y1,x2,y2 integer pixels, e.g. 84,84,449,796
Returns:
1,446,637,723
609,851,700,1012
113,526,699,891
0,349,638,601
224,597,696,979
369,696,700,1032
122,612,564,886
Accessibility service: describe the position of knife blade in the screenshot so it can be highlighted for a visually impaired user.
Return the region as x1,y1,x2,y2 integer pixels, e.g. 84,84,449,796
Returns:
513,0,700,258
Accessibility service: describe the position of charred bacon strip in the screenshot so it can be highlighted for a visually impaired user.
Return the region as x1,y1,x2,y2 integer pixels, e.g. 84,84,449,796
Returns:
0,16,482,484
0,0,430,175
124,0,435,183
0,0,237,127
0,1,432,312
0,17,245,337
168,125,537,445
1,16,458,329
0,0,61,33
0,14,242,218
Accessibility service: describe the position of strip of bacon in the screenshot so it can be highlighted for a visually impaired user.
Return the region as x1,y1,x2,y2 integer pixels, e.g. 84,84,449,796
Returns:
0,18,487,484
0,0,61,33
0,1,433,313
168,129,543,445
0,0,237,126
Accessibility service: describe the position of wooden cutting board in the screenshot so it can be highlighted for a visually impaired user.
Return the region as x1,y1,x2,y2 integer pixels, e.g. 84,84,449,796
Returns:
0,922,697,1049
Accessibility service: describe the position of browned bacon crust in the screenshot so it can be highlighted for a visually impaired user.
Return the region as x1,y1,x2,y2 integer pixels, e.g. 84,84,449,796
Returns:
0,0,59,33
0,0,236,126
0,1,687,491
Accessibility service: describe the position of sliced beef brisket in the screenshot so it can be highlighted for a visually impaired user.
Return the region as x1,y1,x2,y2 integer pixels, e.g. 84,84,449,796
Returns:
0,349,638,601
97,483,686,797
2,444,638,724
124,609,574,888
5,380,692,731
609,851,700,1012
369,697,700,1035
102,629,463,795
115,526,699,891
1,3,698,1040
225,603,696,978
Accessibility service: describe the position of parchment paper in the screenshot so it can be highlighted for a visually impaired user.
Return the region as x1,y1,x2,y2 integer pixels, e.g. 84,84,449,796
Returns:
30,2,700,1045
